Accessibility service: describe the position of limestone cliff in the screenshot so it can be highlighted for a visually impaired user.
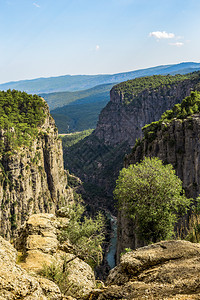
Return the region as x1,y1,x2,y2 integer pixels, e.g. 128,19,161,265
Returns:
125,113,200,198
0,94,73,239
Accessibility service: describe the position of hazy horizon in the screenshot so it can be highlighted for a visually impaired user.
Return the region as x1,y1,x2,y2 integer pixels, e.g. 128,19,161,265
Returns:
0,61,199,84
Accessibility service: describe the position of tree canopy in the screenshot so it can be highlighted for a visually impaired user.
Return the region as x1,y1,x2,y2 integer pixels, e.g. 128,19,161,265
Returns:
0,89,47,154
114,157,191,243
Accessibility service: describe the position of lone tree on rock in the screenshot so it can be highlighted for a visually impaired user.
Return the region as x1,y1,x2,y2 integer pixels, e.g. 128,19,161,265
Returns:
114,157,191,243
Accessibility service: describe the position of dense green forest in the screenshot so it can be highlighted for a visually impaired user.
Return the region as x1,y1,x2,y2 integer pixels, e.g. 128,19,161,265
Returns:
51,100,108,133
48,84,113,133
0,89,46,154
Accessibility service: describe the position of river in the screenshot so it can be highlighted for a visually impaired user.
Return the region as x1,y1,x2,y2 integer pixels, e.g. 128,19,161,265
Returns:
106,212,117,269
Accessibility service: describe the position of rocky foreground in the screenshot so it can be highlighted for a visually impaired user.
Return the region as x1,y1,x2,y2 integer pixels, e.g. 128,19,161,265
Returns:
1,218,200,300
93,240,200,300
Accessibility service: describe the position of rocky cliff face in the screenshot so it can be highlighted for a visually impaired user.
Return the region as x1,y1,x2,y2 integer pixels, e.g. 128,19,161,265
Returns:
2,219,200,299
0,104,73,240
117,113,200,260
15,213,96,299
0,234,63,299
95,77,200,147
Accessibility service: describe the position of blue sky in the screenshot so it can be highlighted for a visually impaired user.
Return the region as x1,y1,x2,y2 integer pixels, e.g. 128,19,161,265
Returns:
0,0,200,83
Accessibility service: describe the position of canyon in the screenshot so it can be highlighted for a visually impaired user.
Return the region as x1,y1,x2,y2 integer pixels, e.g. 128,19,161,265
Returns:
63,72,200,212
2,72,200,299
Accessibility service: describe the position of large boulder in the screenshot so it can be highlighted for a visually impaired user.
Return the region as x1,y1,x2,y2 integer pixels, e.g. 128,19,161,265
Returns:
94,240,200,299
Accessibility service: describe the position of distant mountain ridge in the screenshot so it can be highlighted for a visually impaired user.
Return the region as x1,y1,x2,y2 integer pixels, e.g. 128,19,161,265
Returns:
40,83,114,110
0,62,200,94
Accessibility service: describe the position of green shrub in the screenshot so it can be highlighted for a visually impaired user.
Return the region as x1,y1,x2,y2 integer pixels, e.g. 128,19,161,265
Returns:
40,256,70,295
120,247,132,256
184,196,200,243
59,201,105,268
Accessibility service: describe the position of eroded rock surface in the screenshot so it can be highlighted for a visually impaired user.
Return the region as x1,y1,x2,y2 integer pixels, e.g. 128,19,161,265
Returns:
94,240,200,300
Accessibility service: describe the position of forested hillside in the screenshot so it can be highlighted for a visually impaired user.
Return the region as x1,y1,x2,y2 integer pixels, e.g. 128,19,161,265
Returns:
48,69,200,133
40,83,114,110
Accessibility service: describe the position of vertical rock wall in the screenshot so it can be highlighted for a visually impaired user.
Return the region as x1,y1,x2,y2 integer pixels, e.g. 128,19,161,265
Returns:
0,110,73,240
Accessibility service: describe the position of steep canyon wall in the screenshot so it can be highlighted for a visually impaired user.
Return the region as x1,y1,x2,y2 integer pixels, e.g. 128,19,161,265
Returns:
0,105,73,239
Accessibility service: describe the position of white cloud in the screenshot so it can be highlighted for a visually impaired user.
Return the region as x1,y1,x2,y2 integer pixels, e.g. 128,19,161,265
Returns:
33,2,40,8
95,45,100,51
149,31,175,39
169,42,184,47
